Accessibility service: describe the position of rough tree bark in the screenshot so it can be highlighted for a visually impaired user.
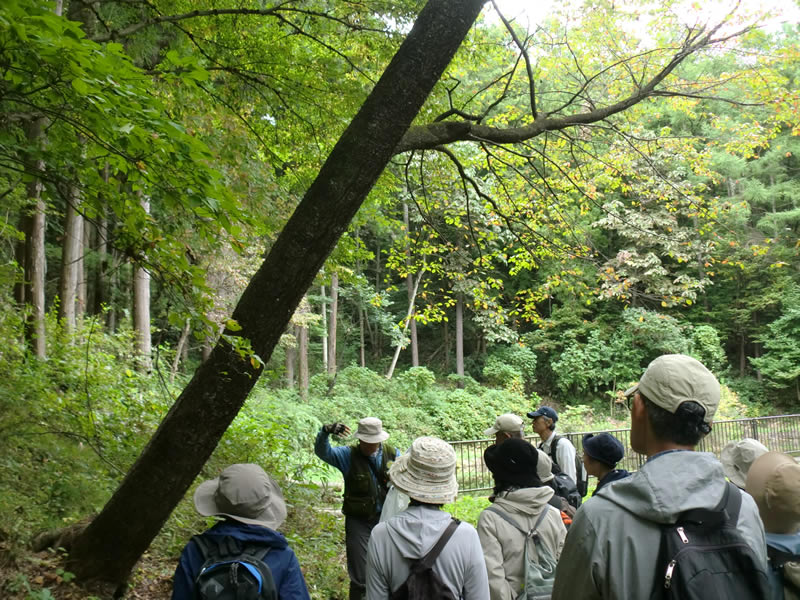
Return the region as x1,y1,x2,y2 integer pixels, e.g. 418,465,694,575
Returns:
67,0,488,582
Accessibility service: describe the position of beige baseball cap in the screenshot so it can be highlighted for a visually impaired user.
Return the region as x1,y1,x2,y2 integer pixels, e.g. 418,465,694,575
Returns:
484,413,524,437
624,354,719,424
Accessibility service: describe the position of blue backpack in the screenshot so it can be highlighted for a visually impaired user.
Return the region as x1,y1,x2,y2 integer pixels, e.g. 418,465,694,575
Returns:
192,535,277,600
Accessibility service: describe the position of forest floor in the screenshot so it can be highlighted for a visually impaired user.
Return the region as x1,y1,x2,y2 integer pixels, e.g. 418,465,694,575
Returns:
0,540,174,600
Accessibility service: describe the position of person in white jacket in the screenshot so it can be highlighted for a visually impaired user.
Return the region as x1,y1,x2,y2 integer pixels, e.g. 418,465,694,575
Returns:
479,437,567,600
365,436,489,600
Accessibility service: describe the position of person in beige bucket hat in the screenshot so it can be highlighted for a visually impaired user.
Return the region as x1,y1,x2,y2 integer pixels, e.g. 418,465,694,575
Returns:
314,417,397,600
746,452,800,600
171,463,310,599
721,437,769,489
366,437,489,599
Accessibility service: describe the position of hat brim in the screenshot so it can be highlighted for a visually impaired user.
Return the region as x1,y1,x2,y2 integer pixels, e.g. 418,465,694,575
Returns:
746,452,800,534
483,425,500,437
527,411,541,419
623,383,639,397
389,453,457,505
193,475,288,530
355,430,389,443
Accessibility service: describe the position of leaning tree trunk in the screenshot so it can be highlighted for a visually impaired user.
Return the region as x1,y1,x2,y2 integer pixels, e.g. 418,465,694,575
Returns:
67,0,487,582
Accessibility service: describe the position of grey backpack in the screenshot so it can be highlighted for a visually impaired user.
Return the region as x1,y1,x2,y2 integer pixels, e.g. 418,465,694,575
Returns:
486,505,557,600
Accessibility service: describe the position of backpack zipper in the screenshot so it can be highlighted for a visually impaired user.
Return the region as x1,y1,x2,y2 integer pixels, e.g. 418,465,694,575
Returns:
662,541,755,589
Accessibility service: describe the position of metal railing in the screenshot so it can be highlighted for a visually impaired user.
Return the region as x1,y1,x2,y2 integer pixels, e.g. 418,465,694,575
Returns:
451,414,800,494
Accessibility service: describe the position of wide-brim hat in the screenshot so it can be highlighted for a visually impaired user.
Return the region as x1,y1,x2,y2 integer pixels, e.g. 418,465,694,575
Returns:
721,438,769,489
354,417,389,443
535,449,555,483
194,463,287,529
746,451,800,534
484,438,540,488
484,413,524,437
389,437,458,504
624,354,719,424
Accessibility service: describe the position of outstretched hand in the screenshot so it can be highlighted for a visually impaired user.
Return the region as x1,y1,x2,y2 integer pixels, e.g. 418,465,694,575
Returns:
325,423,351,437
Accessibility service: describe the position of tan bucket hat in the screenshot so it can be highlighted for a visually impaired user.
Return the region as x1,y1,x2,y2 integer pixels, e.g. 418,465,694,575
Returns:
194,463,287,529
624,354,719,423
354,417,389,443
745,451,800,534
721,438,769,489
484,413,524,437
389,436,458,504
536,449,555,483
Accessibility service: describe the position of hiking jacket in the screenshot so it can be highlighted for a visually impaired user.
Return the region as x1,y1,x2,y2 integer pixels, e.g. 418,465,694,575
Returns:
171,520,311,600
551,450,768,600
592,469,630,496
365,504,490,600
539,429,577,482
477,486,567,600
314,427,396,516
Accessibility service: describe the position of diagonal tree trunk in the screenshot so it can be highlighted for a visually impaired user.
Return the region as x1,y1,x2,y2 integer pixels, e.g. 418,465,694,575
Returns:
67,0,488,582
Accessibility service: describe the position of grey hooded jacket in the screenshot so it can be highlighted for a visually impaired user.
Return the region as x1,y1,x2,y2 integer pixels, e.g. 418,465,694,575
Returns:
477,486,566,600
366,504,490,600
551,450,768,600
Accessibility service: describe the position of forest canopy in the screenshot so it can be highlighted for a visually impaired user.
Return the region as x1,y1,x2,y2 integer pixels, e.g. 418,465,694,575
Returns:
1,0,799,596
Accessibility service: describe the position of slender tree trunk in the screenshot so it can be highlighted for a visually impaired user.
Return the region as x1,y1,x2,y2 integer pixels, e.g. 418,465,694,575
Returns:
387,269,425,379
285,328,296,389
456,293,464,386
170,319,191,384
320,284,328,373
374,242,383,360
403,203,419,366
132,195,151,369
359,307,366,367
23,118,48,358
298,323,309,398
68,0,488,581
328,272,339,376
94,207,108,315
443,320,450,372
739,332,746,376
76,218,89,322
58,185,83,332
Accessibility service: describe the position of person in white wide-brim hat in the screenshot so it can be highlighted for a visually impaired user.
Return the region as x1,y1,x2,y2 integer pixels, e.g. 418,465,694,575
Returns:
171,463,310,600
365,436,489,599
314,417,398,600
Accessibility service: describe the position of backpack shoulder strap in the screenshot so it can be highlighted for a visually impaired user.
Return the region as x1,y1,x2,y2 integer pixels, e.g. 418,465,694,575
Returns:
419,518,460,570
679,481,741,528
192,534,214,560
485,505,549,537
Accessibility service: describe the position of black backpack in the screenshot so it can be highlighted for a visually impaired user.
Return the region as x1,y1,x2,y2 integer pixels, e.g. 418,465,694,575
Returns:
547,436,588,497
550,471,582,510
390,518,460,600
766,536,800,599
650,482,770,600
192,535,278,600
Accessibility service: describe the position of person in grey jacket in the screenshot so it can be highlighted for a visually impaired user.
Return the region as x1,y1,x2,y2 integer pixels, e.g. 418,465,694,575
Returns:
552,354,768,600
365,436,489,600
479,438,566,600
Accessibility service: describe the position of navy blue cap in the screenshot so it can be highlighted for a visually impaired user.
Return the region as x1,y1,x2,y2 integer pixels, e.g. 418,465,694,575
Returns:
527,406,558,422
582,433,624,467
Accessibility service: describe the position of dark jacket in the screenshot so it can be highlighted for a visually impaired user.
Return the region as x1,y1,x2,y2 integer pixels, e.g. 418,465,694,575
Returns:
171,520,310,600
343,443,395,518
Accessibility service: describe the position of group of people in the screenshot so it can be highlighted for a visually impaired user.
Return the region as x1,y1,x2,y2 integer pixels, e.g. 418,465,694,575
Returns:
170,353,800,600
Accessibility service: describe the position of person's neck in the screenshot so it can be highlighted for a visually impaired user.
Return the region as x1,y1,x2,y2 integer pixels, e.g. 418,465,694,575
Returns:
644,440,693,458
540,429,554,443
